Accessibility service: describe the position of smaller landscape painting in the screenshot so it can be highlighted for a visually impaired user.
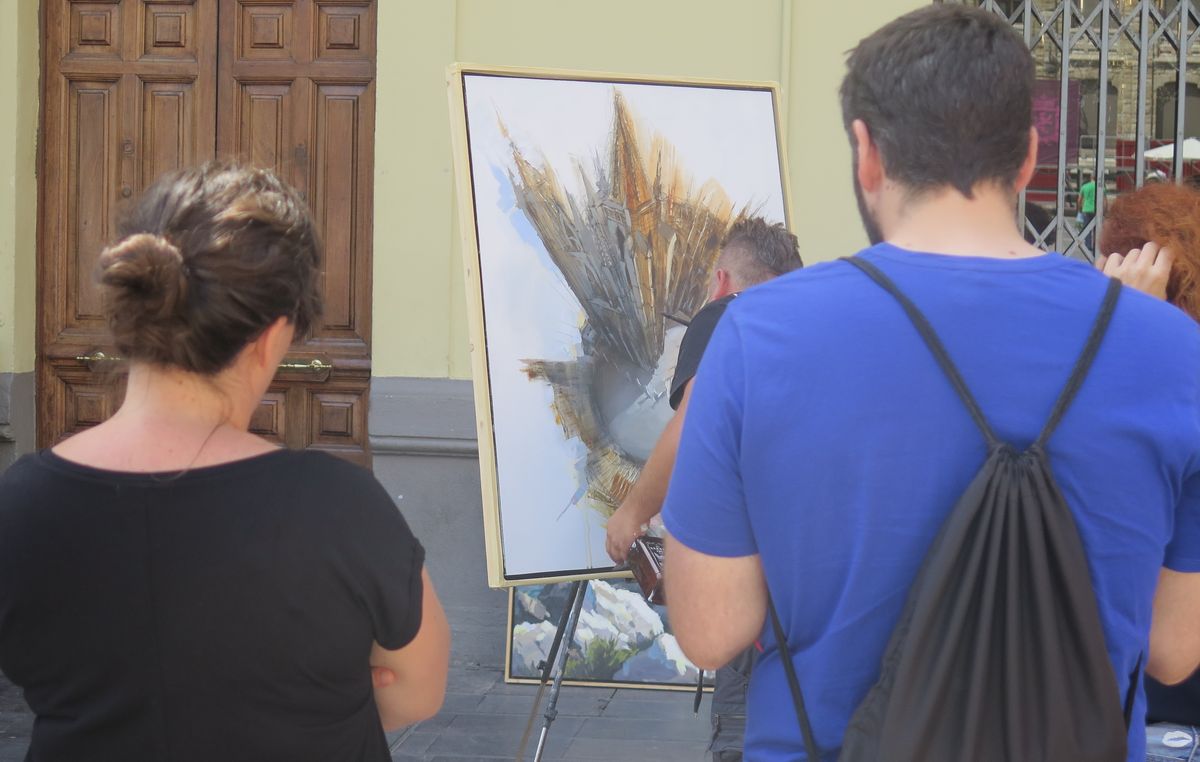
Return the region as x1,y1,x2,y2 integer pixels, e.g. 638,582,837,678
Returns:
507,579,713,690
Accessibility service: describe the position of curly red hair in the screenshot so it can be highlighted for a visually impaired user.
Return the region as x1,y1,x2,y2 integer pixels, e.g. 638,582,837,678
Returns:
1100,182,1200,322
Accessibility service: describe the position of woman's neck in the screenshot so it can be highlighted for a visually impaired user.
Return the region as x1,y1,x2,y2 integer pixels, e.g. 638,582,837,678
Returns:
51,362,275,473
114,363,247,431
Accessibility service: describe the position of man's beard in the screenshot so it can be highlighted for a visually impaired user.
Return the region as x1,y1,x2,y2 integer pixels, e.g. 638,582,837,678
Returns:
853,172,885,246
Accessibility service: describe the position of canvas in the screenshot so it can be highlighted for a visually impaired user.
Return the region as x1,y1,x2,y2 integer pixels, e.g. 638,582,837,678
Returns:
450,67,791,585
507,579,715,690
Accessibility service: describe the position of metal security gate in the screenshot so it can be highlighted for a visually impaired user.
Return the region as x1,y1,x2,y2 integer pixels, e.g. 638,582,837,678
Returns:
943,0,1200,260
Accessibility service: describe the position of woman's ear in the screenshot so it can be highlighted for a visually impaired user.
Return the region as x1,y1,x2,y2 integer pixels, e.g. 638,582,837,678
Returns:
252,316,296,369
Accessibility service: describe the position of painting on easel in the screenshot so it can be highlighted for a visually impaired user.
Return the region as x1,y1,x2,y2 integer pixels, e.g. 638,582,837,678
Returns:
449,66,792,586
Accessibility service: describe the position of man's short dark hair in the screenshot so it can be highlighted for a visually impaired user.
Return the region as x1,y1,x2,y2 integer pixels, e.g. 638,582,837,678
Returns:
719,217,803,287
839,5,1034,198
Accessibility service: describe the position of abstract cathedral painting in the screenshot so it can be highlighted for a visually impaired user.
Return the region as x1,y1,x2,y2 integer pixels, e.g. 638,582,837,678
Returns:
451,67,790,584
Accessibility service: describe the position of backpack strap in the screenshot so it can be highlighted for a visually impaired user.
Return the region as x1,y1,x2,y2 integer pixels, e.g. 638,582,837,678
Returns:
768,594,822,761
843,256,999,447
1034,277,1122,446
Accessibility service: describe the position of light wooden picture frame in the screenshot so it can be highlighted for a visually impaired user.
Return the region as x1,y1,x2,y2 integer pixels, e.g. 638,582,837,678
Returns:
448,65,794,587
505,580,716,692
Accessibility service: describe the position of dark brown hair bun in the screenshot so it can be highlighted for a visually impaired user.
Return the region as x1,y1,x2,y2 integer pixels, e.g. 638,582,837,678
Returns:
99,233,189,327
97,162,322,374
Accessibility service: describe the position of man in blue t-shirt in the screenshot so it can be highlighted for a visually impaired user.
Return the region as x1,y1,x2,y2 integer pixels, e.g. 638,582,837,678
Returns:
661,6,1200,761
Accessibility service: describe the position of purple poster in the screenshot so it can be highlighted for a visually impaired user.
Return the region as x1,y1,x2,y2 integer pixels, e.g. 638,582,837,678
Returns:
1033,79,1081,166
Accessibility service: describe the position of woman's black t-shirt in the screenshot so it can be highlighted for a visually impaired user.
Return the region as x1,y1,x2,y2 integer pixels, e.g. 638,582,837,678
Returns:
0,449,425,761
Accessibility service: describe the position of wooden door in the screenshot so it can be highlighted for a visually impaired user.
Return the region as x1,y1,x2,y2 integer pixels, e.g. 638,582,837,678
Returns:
37,0,376,466
39,0,218,445
217,0,376,465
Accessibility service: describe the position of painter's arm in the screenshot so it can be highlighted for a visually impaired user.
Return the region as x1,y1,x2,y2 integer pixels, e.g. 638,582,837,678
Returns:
606,384,693,564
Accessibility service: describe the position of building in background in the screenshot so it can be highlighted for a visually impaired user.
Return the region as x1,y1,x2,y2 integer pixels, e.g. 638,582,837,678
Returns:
950,0,1200,257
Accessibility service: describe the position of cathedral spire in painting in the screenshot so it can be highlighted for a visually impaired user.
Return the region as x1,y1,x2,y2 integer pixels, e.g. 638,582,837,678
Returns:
504,90,743,517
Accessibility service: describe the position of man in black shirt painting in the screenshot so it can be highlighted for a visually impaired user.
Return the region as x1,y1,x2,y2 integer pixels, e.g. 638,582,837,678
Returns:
605,216,802,761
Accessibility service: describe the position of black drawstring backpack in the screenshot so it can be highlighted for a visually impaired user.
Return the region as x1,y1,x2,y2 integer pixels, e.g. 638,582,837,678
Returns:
770,256,1137,762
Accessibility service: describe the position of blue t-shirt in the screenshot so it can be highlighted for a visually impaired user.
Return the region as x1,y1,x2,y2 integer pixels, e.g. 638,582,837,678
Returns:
662,244,1200,761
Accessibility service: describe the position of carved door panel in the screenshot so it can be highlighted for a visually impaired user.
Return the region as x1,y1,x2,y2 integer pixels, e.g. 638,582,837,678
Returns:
218,0,376,465
38,0,376,466
39,0,218,444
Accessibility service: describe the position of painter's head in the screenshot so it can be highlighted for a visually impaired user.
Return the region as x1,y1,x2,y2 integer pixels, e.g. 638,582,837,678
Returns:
710,217,803,299
840,5,1036,243
98,162,322,376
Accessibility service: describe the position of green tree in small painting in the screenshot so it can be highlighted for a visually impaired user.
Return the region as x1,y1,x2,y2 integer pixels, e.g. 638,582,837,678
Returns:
566,639,639,681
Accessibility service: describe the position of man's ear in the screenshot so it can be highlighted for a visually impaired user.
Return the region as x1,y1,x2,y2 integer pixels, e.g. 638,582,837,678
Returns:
1015,126,1039,193
852,120,884,193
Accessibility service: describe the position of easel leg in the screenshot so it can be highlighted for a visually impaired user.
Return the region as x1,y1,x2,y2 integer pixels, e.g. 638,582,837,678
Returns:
539,580,583,684
531,580,587,761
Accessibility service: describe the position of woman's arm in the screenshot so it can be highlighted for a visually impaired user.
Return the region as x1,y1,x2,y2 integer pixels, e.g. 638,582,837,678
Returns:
369,568,451,730
1096,242,1173,299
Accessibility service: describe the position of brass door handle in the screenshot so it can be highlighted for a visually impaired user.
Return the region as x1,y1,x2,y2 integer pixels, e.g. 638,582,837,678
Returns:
277,357,333,382
74,351,124,372
74,351,122,362
70,352,332,381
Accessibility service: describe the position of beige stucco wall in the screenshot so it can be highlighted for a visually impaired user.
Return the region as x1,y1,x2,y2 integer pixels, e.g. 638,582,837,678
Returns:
0,0,39,375
371,0,925,379
0,0,925,381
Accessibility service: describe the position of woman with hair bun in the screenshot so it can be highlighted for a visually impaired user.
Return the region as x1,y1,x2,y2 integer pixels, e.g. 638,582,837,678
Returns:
1099,180,1200,761
0,162,449,761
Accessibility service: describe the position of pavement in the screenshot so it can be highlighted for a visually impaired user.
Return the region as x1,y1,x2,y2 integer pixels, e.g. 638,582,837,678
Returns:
0,663,714,761
0,675,29,762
